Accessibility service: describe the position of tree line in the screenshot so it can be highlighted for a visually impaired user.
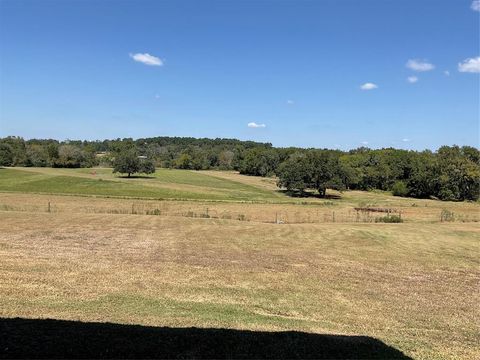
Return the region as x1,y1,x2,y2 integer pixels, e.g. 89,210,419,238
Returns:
0,136,478,201
276,147,479,201
0,136,269,170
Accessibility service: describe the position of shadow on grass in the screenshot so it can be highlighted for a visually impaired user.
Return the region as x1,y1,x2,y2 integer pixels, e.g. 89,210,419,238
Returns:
116,175,156,179
0,317,411,359
278,190,342,200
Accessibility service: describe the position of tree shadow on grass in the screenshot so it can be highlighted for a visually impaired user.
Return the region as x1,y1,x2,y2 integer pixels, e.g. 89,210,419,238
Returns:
116,175,156,179
277,190,342,200
0,317,411,359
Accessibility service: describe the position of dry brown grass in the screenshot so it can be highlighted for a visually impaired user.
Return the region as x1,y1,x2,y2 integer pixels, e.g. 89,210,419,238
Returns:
0,209,479,359
1,170,479,358
1,190,478,224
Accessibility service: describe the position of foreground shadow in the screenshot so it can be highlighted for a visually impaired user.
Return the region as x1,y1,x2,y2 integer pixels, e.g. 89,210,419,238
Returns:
0,317,411,359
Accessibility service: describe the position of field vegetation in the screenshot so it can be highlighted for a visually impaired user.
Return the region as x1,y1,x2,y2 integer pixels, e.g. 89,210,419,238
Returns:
1,136,479,201
0,166,479,359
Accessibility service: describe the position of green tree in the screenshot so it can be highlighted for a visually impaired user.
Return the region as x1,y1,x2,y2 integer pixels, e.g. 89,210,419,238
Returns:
139,158,156,175
276,153,309,194
240,148,279,176
46,143,60,166
339,155,362,189
434,146,480,201
218,150,235,169
2,136,27,166
305,150,346,197
405,151,435,198
26,144,49,167
276,150,347,197
175,153,193,169
113,150,155,177
0,143,14,166
113,150,139,177
57,145,85,168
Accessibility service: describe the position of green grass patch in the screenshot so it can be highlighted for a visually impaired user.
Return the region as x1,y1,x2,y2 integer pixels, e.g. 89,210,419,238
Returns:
0,168,284,202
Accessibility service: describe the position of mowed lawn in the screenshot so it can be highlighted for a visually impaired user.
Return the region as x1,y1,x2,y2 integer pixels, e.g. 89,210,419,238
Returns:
0,167,285,202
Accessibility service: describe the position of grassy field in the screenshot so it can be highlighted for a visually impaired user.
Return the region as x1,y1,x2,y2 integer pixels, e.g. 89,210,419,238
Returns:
0,167,285,202
0,167,479,359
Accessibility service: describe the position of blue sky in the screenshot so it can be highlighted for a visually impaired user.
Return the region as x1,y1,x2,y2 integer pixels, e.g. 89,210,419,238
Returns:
0,0,479,150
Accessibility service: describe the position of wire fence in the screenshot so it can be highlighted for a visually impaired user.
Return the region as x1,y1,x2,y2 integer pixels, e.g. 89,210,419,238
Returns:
1,201,478,224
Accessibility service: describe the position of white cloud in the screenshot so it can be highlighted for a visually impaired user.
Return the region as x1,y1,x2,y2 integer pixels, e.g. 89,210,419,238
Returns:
286,100,294,105
407,76,418,83
361,141,369,145
402,138,411,142
444,70,450,76
130,53,163,66
360,82,378,90
247,122,266,128
458,56,480,73
471,0,480,11
406,59,435,72
155,94,160,99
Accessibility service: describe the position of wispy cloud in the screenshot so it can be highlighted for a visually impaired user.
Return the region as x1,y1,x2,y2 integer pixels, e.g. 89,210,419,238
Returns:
444,70,450,76
360,82,378,90
402,138,411,142
361,141,369,145
286,100,294,105
247,122,266,128
407,76,418,83
458,56,480,73
471,0,480,11
130,53,163,66
406,59,435,72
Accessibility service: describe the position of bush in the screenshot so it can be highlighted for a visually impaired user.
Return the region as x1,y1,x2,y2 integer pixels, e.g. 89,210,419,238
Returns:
391,181,408,197
375,215,403,223
440,209,455,222
438,189,456,201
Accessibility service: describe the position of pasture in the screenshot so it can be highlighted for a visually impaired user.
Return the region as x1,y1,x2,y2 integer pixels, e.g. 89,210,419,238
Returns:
0,167,479,359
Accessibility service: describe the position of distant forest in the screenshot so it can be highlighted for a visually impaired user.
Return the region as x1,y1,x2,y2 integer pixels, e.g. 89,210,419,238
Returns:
1,136,479,201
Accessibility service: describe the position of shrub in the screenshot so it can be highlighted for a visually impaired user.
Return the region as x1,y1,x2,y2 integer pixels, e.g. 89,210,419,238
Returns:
438,189,456,201
375,215,403,223
440,209,455,222
391,181,408,197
